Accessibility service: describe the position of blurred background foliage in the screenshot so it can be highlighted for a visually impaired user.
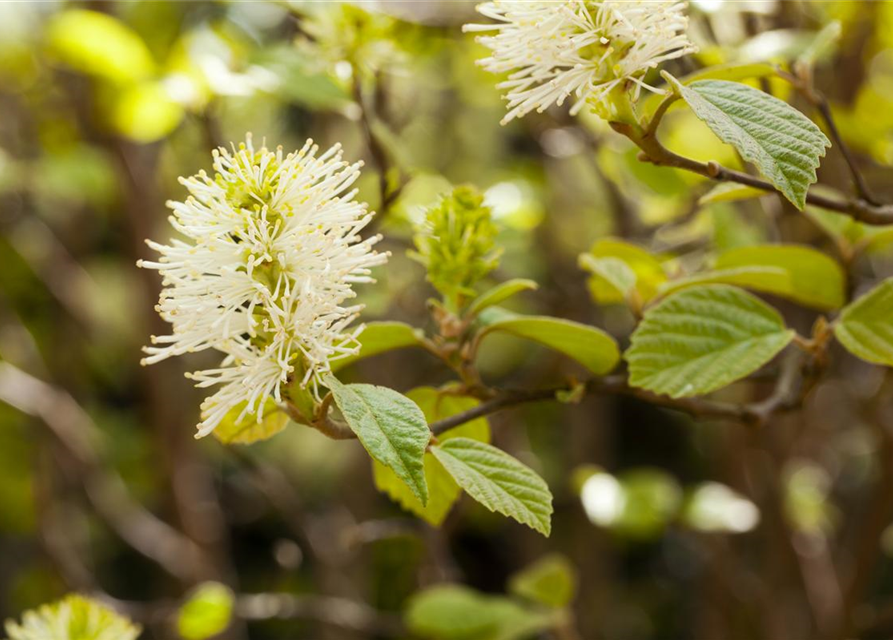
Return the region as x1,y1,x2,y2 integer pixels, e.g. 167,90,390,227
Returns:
3,1,893,639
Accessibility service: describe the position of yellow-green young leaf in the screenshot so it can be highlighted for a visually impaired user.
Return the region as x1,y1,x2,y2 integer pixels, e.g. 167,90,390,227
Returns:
466,279,539,318
405,585,554,640
658,266,791,300
110,81,184,143
430,438,553,536
714,244,845,309
373,387,490,526
331,321,424,372
698,182,766,205
626,285,795,398
47,10,156,83
477,310,620,376
508,554,577,608
579,255,637,300
669,77,831,209
325,375,430,505
797,20,842,68
4,594,141,640
834,278,893,366
580,238,667,304
212,398,289,445
177,582,234,640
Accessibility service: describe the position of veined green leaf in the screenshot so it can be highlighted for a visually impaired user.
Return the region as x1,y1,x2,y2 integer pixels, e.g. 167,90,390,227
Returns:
477,310,620,375
331,321,424,372
834,278,893,366
213,398,289,445
405,585,554,640
643,62,777,116
580,238,667,304
466,279,539,317
430,438,553,536
508,554,577,608
626,285,795,398
325,375,430,505
668,77,831,209
373,387,490,526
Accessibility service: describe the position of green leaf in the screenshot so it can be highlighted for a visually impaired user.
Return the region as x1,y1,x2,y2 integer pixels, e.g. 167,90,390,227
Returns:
798,21,842,67
47,10,156,84
698,182,766,205
331,321,424,372
213,398,289,445
580,238,667,304
713,244,845,309
508,554,577,608
834,278,893,366
325,375,430,505
177,582,234,640
466,279,538,317
477,310,620,376
660,244,846,310
578,255,637,300
430,438,553,536
405,585,554,640
668,77,831,209
373,387,490,526
626,285,795,398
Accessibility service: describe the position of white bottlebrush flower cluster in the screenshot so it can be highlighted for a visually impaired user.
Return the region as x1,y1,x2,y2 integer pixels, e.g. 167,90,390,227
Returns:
4,594,141,640
140,135,387,437
464,0,698,124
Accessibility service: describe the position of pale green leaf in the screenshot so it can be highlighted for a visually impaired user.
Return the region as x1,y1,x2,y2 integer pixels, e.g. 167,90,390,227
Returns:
580,238,667,304
325,375,430,504
626,285,795,397
659,266,791,300
834,278,893,366
331,321,424,372
698,182,766,205
177,582,234,640
643,62,777,116
405,585,554,640
508,554,577,608
430,438,553,536
713,244,845,309
212,398,289,445
798,21,842,67
466,279,538,317
47,10,156,83
477,310,620,376
669,78,831,209
373,387,490,526
578,255,637,300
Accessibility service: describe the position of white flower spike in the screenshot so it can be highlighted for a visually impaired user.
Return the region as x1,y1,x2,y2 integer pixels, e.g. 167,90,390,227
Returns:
139,135,387,437
464,0,698,124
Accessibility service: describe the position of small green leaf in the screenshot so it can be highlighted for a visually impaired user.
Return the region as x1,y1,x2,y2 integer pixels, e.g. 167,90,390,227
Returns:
331,321,424,372
177,582,234,640
834,278,893,366
626,285,795,397
405,585,554,640
213,398,289,445
669,77,831,209
509,554,577,608
477,310,620,376
430,438,553,536
580,238,667,304
578,255,637,300
373,387,490,526
325,375,430,505
698,182,766,205
798,21,842,67
466,279,538,317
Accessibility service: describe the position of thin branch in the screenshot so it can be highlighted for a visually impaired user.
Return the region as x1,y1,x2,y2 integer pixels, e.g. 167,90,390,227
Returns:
613,122,893,225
